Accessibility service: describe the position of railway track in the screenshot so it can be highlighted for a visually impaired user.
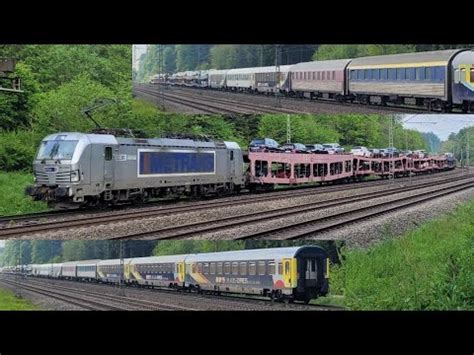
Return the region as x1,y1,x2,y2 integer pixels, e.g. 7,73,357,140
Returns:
237,179,474,240
0,276,198,311
1,275,339,311
134,85,306,115
0,171,468,238
0,278,124,310
1,169,461,226
135,83,425,115
109,175,474,240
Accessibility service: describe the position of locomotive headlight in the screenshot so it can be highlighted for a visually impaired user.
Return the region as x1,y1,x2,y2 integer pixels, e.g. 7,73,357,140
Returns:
70,170,80,182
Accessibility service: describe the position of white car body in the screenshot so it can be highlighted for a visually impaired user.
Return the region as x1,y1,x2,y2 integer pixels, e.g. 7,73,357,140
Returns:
351,146,371,157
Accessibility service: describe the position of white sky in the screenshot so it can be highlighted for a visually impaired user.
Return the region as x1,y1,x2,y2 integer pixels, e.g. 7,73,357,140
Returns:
400,114,474,141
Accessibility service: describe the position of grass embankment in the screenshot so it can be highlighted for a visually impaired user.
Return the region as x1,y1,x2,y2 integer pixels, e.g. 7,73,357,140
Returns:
322,200,474,310
0,172,48,216
0,287,39,310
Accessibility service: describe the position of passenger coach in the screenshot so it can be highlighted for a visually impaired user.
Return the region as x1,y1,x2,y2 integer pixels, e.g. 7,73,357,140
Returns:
346,49,473,110
184,246,329,303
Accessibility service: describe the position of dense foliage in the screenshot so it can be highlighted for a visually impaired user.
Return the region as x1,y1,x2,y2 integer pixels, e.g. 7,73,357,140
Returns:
329,200,474,310
0,45,132,172
440,126,474,163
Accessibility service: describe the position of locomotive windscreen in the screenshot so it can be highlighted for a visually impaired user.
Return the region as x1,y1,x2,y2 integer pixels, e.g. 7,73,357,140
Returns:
138,149,215,176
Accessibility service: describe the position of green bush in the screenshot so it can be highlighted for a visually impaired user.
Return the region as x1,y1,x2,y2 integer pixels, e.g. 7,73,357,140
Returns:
0,172,48,216
0,130,43,172
333,201,474,310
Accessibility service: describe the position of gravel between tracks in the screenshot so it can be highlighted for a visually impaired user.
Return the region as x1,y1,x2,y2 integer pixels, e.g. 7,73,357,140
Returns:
315,186,474,247
10,173,470,240
134,84,421,115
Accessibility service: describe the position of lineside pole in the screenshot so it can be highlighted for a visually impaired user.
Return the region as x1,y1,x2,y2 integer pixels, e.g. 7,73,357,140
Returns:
275,45,281,108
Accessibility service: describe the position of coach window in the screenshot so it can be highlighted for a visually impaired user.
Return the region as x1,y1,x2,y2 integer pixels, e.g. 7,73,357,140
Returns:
268,261,275,275
322,71,325,80
203,263,209,275
230,150,234,161
435,67,445,82
197,263,203,273
397,68,405,80
416,67,424,81
317,72,321,80
381,68,388,80
425,67,432,81
210,262,216,275
249,262,256,276
258,261,266,275
217,262,223,275
240,262,247,275
232,262,239,275
407,68,415,81
224,262,231,275
105,147,113,161
278,262,283,275
372,69,379,80
332,71,335,80
365,69,371,80
388,68,396,80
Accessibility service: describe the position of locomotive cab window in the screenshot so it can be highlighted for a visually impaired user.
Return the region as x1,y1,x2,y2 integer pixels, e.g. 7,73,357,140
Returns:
230,150,234,161
105,147,113,161
471,68,474,83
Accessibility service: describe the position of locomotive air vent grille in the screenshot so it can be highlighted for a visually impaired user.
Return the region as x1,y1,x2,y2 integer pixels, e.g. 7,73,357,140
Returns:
35,172,49,183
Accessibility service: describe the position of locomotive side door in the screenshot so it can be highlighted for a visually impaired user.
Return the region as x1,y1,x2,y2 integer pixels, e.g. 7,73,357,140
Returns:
229,149,235,177
103,146,114,186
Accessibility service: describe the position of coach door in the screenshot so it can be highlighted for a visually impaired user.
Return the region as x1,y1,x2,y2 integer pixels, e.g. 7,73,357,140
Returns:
177,262,186,283
304,258,318,287
282,258,296,288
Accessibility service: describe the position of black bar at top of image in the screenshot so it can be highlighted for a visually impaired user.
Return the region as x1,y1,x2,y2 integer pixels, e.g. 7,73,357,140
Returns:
0,9,472,44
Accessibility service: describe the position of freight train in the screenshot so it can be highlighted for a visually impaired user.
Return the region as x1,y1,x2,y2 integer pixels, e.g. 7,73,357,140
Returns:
25,132,456,208
2,246,330,303
152,49,474,112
